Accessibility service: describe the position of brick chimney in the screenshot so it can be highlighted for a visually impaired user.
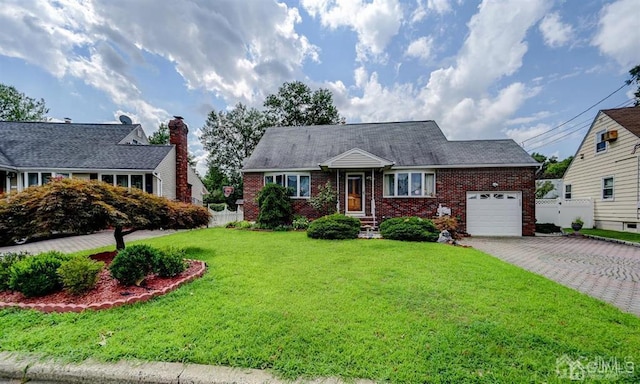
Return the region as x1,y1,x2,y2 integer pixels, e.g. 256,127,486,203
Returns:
168,116,191,203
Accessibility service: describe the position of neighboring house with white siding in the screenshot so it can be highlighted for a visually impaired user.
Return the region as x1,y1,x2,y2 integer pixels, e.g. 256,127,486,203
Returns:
563,107,640,232
0,117,207,205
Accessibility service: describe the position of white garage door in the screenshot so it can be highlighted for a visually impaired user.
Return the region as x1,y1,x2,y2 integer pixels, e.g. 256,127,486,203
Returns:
466,192,522,236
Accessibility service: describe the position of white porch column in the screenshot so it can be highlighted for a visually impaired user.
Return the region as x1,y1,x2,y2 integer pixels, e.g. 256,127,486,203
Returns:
336,170,340,212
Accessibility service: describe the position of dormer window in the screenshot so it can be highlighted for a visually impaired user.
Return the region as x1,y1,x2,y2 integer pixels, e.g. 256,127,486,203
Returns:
595,130,606,153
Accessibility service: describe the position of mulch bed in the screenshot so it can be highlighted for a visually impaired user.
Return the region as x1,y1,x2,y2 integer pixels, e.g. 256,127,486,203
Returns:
0,251,206,312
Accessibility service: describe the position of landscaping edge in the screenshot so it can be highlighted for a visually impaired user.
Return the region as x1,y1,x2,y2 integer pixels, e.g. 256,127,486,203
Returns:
0,351,376,384
0,260,207,313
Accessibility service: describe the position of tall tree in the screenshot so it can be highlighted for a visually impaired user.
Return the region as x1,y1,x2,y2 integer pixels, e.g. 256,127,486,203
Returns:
148,122,169,144
532,152,573,179
0,83,48,121
627,64,640,106
263,81,343,126
200,103,269,183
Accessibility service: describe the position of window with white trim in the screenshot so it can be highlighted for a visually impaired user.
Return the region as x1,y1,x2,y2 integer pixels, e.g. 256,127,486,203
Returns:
564,184,572,199
383,171,435,197
264,173,310,198
595,130,606,153
100,174,145,190
23,172,54,187
602,177,614,200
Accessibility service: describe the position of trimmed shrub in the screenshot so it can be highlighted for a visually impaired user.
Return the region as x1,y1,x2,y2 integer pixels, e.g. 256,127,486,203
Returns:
292,215,310,230
380,217,439,242
256,183,292,229
0,251,30,291
9,251,72,297
154,247,187,278
307,214,360,240
109,244,160,286
57,256,104,295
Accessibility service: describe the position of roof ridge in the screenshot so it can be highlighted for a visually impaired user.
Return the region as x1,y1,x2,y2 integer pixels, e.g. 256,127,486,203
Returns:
0,121,140,127
269,120,437,129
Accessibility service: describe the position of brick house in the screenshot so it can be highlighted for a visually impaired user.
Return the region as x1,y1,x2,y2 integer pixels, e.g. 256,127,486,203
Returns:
242,121,539,236
0,116,206,205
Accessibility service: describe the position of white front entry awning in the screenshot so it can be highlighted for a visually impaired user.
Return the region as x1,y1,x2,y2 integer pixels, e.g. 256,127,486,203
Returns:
319,148,394,170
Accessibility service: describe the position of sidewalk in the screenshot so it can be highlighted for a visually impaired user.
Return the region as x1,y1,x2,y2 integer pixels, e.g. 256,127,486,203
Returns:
0,352,372,384
0,229,182,254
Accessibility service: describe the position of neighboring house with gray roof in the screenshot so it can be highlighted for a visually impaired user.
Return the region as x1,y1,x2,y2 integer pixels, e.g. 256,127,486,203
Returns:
0,118,207,205
563,106,640,232
242,120,539,236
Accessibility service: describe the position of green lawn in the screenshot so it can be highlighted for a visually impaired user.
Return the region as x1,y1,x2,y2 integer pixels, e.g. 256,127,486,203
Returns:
1,228,639,383
564,227,640,243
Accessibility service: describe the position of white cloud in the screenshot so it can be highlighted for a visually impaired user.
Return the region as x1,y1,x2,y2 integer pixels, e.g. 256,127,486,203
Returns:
336,0,550,140
539,12,574,48
506,111,553,126
0,0,319,111
406,36,433,61
592,0,640,68
410,0,453,22
301,0,403,61
504,123,552,147
427,0,453,14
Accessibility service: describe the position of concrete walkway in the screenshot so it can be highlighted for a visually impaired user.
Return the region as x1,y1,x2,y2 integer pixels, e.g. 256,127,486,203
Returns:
0,352,372,384
463,235,640,317
0,229,183,254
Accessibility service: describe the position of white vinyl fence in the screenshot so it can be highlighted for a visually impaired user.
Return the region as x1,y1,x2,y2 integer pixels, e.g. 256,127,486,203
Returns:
208,205,244,227
535,198,593,228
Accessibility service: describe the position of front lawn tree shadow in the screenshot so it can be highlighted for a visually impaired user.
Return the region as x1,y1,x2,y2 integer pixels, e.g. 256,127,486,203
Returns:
0,178,210,250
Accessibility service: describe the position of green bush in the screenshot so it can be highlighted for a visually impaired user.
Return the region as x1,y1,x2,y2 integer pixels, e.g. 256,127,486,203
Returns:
307,214,361,240
208,203,227,212
226,220,253,229
109,244,160,286
154,247,187,278
57,256,104,295
9,251,72,297
256,183,292,229
309,181,338,216
0,251,30,291
292,215,310,230
380,217,439,242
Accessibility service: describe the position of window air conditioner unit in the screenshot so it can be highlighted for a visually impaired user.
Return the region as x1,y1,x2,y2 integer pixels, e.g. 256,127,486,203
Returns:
604,130,618,142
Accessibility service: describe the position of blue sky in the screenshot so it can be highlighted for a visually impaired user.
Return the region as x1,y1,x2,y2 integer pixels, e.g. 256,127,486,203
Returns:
0,0,638,175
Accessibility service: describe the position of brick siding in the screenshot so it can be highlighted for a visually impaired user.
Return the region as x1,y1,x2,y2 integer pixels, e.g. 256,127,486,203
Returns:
243,167,536,236
169,117,191,203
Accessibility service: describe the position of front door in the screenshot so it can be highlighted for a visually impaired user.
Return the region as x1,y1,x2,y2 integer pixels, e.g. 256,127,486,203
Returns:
0,171,5,194
346,173,364,214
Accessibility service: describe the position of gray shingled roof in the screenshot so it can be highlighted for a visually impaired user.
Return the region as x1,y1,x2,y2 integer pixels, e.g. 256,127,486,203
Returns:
0,121,172,170
243,121,539,170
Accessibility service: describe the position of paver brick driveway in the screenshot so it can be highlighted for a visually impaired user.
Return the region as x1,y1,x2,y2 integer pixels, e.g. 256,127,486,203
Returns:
463,235,640,317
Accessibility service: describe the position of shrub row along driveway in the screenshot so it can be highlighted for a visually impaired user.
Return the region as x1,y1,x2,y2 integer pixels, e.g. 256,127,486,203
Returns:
464,235,640,317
